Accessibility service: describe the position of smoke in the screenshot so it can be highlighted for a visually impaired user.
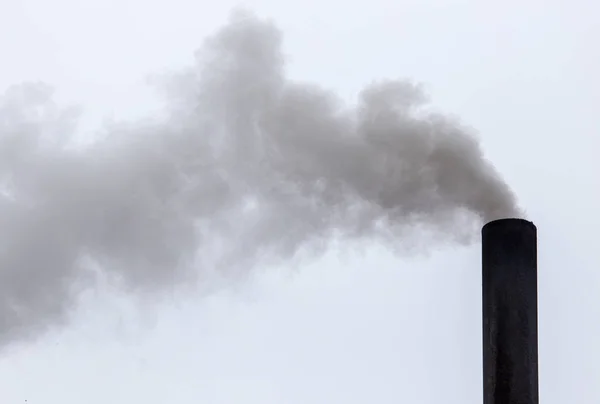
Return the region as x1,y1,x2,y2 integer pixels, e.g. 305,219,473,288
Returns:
0,10,520,348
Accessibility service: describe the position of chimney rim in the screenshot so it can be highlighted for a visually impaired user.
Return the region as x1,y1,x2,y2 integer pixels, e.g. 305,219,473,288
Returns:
482,217,536,232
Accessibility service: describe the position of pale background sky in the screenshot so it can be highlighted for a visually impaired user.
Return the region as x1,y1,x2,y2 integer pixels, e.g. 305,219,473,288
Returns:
0,0,598,403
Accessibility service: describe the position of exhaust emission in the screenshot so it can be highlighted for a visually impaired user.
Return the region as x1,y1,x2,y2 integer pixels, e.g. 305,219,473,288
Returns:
482,218,538,404
0,10,523,350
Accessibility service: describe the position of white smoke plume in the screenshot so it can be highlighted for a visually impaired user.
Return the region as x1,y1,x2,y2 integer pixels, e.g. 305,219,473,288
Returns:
0,10,521,348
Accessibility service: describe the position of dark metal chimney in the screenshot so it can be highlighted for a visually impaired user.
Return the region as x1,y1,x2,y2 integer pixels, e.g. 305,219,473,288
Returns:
482,218,538,404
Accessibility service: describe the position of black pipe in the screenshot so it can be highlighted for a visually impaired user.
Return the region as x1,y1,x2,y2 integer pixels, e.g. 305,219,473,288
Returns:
482,218,538,404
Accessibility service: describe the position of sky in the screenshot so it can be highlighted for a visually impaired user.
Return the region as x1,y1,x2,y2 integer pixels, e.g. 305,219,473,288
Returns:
0,0,598,403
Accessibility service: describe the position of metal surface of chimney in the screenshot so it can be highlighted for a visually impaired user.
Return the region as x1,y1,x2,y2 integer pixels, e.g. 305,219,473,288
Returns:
482,218,538,404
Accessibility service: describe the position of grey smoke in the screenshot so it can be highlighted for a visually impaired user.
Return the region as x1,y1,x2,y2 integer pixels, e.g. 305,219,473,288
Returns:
0,10,520,348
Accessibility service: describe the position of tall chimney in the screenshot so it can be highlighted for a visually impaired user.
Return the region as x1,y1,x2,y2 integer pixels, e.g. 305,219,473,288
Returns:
482,218,538,404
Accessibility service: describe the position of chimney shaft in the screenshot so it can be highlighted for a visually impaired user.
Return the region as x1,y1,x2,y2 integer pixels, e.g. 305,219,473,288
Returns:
482,218,538,404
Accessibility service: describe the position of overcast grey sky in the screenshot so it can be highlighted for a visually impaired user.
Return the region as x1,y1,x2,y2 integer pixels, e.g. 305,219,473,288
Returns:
0,0,598,403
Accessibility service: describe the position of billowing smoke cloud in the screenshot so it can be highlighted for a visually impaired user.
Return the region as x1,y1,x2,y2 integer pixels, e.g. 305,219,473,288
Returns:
0,10,520,348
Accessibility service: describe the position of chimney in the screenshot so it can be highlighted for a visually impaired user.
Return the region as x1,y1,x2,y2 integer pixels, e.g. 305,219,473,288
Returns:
482,218,538,404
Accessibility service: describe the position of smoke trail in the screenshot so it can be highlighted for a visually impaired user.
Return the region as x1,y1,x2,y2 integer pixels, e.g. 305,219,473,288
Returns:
0,10,520,348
